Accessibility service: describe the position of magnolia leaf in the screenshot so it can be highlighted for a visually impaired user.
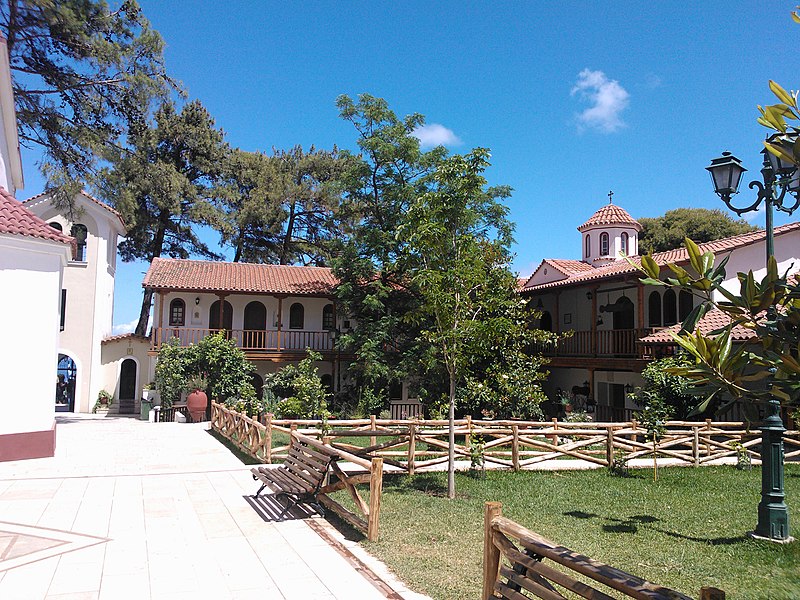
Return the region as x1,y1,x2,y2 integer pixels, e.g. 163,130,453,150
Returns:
765,140,796,164
793,10,800,23
641,254,660,279
684,238,703,274
758,116,775,129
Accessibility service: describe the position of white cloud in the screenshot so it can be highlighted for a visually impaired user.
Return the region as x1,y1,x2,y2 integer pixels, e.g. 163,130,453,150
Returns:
412,123,462,148
571,69,630,133
112,317,142,335
743,204,765,223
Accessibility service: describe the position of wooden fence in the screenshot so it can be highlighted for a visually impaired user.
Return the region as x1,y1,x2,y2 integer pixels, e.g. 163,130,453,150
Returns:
223,410,799,473
210,402,384,540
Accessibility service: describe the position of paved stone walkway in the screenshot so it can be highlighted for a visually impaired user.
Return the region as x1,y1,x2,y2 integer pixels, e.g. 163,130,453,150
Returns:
0,415,428,600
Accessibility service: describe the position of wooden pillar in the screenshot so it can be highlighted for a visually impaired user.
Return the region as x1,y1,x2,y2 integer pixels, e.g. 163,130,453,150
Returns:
367,457,384,542
276,296,284,350
370,414,377,447
407,424,416,475
482,502,503,600
590,287,598,356
265,413,273,464
156,290,166,347
637,282,645,332
216,293,228,330
606,425,615,466
554,292,561,334
512,425,520,471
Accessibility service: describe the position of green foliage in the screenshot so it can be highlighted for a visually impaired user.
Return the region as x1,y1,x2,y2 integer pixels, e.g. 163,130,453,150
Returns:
631,356,700,419
759,78,800,167
91,389,113,413
638,208,756,255
264,350,329,419
100,100,229,335
636,397,672,441
155,333,257,413
1,0,178,196
635,241,800,419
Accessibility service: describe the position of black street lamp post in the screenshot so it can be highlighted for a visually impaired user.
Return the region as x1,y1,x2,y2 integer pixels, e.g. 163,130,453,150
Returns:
706,134,799,542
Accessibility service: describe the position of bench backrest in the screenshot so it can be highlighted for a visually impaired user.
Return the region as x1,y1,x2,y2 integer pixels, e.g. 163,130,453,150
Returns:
483,502,709,600
284,433,337,492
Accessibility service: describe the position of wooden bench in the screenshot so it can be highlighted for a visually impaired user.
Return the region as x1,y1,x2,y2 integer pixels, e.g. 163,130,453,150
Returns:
251,432,337,519
483,502,725,600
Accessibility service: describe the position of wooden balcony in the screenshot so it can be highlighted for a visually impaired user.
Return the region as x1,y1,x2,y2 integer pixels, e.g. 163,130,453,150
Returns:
533,328,652,358
150,327,334,353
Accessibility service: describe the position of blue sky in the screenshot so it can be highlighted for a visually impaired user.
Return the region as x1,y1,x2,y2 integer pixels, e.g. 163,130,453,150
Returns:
16,1,800,332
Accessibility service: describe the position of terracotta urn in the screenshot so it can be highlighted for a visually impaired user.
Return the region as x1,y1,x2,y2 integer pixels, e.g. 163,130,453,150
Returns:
187,388,208,422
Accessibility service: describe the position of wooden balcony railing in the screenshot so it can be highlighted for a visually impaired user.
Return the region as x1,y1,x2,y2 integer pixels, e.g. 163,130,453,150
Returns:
532,328,652,358
150,327,334,352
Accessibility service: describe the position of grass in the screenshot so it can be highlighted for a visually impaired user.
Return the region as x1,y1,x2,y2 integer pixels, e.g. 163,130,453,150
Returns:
335,465,800,600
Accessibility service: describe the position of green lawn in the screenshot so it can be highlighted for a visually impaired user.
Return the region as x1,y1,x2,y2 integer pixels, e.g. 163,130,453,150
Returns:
343,465,800,600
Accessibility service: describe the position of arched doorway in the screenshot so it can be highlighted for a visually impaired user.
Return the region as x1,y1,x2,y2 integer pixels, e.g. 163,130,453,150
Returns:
56,354,77,412
119,359,137,414
244,301,267,348
612,296,634,330
209,300,233,331
539,311,553,332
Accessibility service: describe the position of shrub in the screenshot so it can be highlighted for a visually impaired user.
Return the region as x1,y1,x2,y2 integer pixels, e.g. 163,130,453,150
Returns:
264,350,330,419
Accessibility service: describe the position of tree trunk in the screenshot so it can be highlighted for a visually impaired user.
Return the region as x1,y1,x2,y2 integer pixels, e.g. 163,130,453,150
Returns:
280,200,296,265
134,288,154,336
448,372,456,499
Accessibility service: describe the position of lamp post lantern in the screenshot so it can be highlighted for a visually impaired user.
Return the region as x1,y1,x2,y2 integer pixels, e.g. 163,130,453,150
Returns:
706,134,799,542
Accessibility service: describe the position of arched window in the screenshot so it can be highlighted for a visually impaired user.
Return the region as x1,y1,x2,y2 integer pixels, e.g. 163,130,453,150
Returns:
322,304,335,330
70,224,88,261
620,232,629,255
663,289,677,326
648,291,662,327
679,290,693,321
49,221,62,232
244,301,267,347
169,298,185,326
209,300,233,330
600,232,609,256
289,303,304,329
584,234,591,258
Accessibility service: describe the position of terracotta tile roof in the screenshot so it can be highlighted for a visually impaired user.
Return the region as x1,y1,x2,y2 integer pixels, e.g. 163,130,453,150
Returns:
639,308,756,345
24,190,127,231
545,259,595,275
578,203,642,232
523,221,800,293
0,187,75,247
143,258,338,296
101,333,150,344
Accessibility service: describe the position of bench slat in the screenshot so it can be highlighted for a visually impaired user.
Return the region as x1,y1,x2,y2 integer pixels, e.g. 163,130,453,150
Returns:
288,446,330,472
284,459,327,488
295,441,335,464
500,564,568,600
494,580,535,600
253,466,313,494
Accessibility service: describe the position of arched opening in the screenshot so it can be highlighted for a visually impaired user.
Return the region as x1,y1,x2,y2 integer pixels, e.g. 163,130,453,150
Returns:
648,291,662,327
289,303,304,329
322,304,335,330
169,298,185,326
321,374,333,394
620,232,629,255
56,354,77,412
49,221,62,232
119,359,137,414
209,300,233,330
250,373,264,400
612,296,634,330
679,290,693,321
663,290,677,326
539,311,553,332
584,234,591,258
244,301,267,347
70,224,88,261
600,232,609,256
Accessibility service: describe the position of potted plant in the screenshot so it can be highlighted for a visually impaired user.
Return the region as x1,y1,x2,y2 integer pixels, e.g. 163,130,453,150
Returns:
559,392,573,415
92,390,113,413
185,374,209,422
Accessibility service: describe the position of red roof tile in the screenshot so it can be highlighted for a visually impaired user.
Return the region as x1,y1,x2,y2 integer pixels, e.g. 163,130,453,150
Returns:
578,203,642,232
639,308,756,345
523,221,800,293
0,187,75,247
545,259,595,276
143,258,338,296
24,190,127,231
102,333,150,344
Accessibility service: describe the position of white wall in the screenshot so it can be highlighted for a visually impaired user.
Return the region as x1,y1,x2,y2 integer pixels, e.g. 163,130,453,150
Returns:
0,235,66,434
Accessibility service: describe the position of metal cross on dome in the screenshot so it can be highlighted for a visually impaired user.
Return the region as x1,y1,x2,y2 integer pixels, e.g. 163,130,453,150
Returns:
608,190,614,203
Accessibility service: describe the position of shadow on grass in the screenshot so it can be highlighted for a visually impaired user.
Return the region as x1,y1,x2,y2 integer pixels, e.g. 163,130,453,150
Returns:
206,429,261,465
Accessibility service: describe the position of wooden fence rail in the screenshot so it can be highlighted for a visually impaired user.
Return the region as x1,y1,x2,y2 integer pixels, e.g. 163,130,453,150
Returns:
231,411,799,473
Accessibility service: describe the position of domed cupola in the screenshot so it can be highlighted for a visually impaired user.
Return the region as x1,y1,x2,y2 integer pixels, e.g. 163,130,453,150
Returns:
577,193,642,267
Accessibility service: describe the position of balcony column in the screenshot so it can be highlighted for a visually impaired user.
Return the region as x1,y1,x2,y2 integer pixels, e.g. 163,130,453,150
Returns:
155,290,166,348
590,286,598,357
554,292,560,335
636,282,645,332
216,293,228,330
276,295,285,351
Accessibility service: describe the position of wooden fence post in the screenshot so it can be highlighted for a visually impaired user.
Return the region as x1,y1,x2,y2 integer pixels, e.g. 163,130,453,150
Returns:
265,413,273,464
370,414,377,448
700,587,725,600
367,457,384,542
407,424,416,475
606,425,615,467
512,425,520,471
705,419,712,459
692,425,700,467
465,414,473,450
551,417,559,447
483,502,503,600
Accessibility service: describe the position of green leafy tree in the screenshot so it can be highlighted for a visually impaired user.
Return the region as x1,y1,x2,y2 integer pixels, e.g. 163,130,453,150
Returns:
400,148,538,499
264,350,329,419
759,78,800,167
630,355,701,420
100,100,229,335
1,0,177,201
638,208,756,255
332,94,446,402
